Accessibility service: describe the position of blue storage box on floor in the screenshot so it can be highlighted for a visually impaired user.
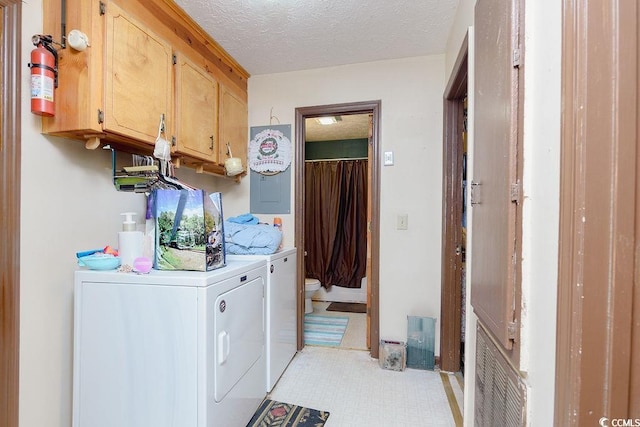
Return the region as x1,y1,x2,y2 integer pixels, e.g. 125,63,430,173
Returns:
407,316,436,370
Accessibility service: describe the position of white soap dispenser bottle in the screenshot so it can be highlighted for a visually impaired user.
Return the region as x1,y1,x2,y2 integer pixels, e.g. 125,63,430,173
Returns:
118,212,143,267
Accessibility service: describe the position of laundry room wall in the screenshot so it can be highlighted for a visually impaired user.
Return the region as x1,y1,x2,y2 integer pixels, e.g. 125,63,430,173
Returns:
248,55,446,349
20,4,143,427
18,2,246,427
445,0,476,78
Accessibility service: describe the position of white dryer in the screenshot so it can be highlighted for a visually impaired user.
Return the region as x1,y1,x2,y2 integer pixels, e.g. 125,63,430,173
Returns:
227,248,297,392
73,259,267,427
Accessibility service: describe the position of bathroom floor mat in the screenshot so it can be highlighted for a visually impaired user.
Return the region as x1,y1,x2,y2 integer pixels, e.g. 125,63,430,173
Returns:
247,399,329,427
304,314,348,346
326,302,367,313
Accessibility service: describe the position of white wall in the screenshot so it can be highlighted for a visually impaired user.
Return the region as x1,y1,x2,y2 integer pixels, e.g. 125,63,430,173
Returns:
445,0,476,78
19,3,244,426
520,0,561,424
248,56,446,347
21,5,139,427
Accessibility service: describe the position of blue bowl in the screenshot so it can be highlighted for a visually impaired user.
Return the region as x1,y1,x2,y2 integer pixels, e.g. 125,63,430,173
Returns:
78,254,121,270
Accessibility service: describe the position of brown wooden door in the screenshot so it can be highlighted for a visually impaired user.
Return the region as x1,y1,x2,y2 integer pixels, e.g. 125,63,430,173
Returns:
555,0,640,423
440,34,468,373
471,0,522,352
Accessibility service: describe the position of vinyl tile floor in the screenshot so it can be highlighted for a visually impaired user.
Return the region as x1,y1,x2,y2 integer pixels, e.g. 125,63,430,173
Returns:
269,346,463,426
273,301,464,426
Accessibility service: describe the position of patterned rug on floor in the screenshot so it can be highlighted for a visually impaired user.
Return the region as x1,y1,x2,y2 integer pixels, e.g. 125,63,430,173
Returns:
304,314,348,346
247,399,330,427
326,302,367,313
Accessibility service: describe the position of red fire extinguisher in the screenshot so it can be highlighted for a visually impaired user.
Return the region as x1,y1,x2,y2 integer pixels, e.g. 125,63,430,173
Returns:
28,35,58,117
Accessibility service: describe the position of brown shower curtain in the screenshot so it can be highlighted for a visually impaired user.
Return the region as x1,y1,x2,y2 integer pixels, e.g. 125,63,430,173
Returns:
304,159,367,289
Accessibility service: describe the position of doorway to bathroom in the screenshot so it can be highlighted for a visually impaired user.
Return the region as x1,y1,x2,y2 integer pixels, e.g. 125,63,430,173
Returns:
294,101,380,357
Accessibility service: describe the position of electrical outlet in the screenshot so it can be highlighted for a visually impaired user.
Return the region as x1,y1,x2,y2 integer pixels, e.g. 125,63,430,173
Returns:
397,214,408,230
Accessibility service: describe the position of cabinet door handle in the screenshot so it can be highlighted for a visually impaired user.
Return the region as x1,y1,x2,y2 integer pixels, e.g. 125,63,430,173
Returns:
209,135,214,150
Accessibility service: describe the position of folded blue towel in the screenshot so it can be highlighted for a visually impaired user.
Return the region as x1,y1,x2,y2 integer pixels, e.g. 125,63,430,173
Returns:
227,213,259,225
224,221,282,255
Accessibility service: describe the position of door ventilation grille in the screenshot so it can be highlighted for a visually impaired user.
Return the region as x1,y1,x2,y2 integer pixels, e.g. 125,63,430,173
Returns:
474,323,526,426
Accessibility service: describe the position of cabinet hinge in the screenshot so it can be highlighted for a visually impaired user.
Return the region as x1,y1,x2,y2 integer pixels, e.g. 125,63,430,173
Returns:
172,54,177,65
171,136,176,147
510,181,521,204
97,109,104,124
470,181,482,205
507,321,518,340
513,48,521,68
99,1,106,15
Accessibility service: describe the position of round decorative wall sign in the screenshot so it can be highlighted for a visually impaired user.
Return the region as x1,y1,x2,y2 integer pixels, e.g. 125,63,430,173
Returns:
248,128,291,174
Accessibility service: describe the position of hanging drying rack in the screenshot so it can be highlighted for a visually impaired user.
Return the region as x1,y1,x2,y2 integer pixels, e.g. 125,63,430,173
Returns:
107,146,194,193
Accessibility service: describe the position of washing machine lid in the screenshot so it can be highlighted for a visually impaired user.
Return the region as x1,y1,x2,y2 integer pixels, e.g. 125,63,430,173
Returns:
74,259,265,287
226,247,297,263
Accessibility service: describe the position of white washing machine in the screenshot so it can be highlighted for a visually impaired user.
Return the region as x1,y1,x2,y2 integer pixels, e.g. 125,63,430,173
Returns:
227,248,297,392
73,259,267,427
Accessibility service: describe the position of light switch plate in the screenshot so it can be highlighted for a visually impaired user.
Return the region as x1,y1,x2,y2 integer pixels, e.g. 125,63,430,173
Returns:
384,151,394,166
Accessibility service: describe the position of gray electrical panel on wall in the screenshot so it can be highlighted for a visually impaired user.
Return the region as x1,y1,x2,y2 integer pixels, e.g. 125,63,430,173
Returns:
249,124,292,214
250,170,291,214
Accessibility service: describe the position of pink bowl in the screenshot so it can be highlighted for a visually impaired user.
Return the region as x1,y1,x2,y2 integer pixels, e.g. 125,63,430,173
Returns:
133,257,153,274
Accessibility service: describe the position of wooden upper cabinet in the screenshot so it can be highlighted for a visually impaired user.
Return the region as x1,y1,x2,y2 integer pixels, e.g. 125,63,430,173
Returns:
41,0,249,177
42,0,105,141
104,1,173,145
174,53,219,163
219,84,248,170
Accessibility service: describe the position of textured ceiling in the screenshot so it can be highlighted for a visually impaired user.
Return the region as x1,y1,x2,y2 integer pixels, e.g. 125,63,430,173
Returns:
305,114,370,142
175,0,460,75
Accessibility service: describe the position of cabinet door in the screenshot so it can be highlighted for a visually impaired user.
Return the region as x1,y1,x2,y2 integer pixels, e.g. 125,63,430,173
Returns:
104,2,173,144
471,0,522,353
219,84,248,169
174,53,219,162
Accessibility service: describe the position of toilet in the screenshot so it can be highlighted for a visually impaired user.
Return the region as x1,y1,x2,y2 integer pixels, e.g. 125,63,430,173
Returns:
304,278,321,314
